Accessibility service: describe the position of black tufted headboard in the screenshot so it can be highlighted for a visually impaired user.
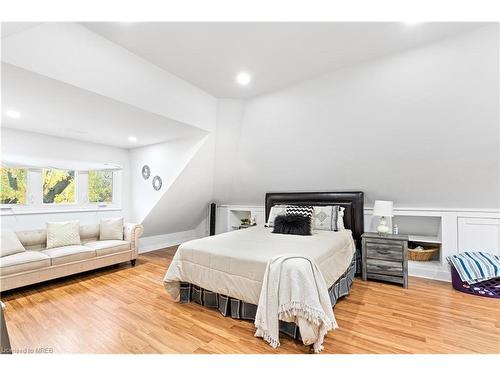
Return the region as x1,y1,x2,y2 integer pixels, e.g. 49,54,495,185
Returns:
265,191,364,249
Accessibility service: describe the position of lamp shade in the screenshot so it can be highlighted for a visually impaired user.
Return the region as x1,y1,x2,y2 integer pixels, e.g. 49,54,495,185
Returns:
373,200,394,217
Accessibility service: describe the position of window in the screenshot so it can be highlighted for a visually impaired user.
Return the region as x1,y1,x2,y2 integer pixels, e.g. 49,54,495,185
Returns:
42,168,76,204
0,168,27,204
88,170,113,203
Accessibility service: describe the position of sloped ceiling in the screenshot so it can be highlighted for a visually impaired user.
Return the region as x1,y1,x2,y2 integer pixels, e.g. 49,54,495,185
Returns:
1,22,217,140
1,63,206,148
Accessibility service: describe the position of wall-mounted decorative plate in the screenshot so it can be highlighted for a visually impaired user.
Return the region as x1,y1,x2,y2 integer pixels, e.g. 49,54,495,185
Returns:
142,165,151,180
152,176,162,191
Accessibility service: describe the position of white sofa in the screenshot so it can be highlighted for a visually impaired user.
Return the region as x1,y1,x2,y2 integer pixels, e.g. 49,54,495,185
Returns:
0,223,143,292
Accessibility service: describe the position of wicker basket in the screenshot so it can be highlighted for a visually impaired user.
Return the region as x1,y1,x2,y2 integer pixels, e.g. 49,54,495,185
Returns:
408,246,439,261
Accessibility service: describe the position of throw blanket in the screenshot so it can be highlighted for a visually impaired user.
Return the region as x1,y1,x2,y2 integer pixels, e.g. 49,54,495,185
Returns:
254,255,337,353
447,251,500,284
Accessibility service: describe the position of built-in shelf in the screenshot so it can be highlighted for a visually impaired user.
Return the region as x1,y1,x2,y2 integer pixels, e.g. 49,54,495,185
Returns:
408,235,442,244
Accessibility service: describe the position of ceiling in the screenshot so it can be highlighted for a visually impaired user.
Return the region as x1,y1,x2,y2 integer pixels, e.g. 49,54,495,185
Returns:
0,22,487,149
1,63,206,148
82,22,486,98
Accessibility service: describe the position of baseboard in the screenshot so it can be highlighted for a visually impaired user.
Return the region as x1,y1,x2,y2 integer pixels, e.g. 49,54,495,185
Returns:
408,264,451,282
139,229,206,253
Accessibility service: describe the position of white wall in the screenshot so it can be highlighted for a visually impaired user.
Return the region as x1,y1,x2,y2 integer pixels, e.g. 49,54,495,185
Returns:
137,134,216,238
214,25,500,210
129,133,209,225
213,99,245,204
0,128,131,230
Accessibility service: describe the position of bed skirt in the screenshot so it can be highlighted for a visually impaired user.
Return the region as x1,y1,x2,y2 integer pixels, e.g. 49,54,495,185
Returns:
179,256,356,340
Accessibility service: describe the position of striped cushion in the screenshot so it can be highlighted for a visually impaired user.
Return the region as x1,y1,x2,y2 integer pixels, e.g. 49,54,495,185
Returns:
447,251,500,284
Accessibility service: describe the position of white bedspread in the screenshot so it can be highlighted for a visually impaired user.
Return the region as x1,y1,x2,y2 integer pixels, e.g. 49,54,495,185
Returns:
163,225,356,305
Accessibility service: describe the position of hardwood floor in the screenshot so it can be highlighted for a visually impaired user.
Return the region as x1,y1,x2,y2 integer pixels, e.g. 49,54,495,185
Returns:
1,247,499,354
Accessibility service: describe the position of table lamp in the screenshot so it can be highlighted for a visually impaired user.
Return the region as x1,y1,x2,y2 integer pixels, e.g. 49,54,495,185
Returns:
373,200,394,235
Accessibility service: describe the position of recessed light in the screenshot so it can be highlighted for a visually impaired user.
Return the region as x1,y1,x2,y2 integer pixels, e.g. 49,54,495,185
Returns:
128,136,137,143
5,110,21,119
236,72,251,86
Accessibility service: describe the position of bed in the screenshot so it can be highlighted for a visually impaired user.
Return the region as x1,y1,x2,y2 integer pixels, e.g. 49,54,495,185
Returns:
163,191,364,339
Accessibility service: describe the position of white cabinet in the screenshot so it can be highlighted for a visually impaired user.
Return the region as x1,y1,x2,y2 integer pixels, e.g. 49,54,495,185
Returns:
458,217,500,255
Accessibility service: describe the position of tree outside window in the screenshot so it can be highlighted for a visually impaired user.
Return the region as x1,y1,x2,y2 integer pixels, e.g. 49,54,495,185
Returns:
0,168,27,204
88,170,113,203
43,169,76,204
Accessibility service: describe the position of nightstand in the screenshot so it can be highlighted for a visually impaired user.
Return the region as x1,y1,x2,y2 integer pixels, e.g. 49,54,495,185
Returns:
361,232,408,288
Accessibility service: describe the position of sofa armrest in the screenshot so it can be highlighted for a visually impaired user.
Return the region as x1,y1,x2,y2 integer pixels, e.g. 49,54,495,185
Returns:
124,223,144,259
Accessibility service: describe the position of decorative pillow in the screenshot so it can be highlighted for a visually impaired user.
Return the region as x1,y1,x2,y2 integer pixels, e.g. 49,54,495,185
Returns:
0,229,26,257
312,205,345,231
100,217,124,241
285,205,314,220
46,220,81,249
272,215,312,236
266,205,288,227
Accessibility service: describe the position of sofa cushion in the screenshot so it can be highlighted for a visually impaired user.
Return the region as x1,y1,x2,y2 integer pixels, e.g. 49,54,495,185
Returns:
100,217,124,241
0,251,51,276
1,229,26,257
42,245,96,266
46,220,81,249
84,240,131,256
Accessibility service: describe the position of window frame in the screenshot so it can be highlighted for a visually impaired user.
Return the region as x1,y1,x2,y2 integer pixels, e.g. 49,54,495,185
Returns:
0,168,122,215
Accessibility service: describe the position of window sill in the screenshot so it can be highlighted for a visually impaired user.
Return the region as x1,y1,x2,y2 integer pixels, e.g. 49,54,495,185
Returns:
0,206,122,216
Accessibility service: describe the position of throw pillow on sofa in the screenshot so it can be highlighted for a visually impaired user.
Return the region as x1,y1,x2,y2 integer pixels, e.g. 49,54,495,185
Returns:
100,217,124,241
46,220,81,249
0,229,26,257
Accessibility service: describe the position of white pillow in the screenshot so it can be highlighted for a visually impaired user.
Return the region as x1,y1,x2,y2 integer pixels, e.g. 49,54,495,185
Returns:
46,220,81,249
100,217,124,241
266,205,288,227
0,229,26,257
312,205,345,231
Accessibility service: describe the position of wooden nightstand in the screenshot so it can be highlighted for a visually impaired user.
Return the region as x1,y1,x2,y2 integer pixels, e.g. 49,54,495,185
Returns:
361,232,408,288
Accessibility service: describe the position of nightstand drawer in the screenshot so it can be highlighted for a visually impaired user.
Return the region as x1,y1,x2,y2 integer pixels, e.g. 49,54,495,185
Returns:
366,243,403,261
366,258,403,276
366,273,403,284
365,239,403,250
